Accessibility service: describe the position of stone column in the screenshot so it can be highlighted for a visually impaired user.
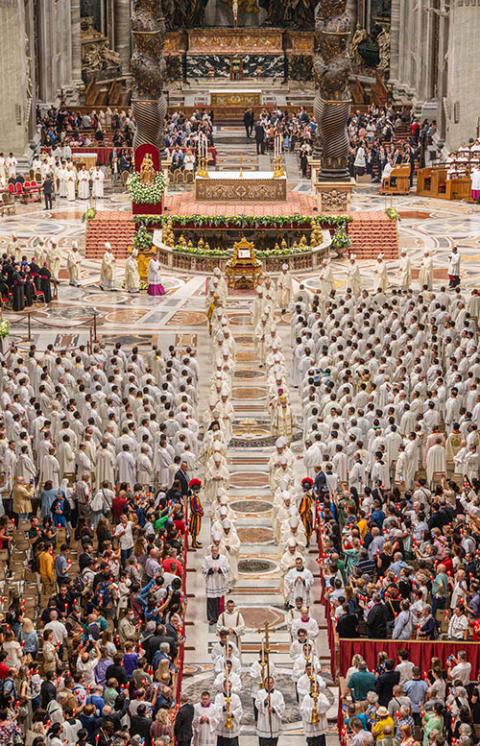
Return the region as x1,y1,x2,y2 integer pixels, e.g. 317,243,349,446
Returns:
436,2,449,141
0,0,29,152
115,0,131,74
389,0,401,85
70,0,83,95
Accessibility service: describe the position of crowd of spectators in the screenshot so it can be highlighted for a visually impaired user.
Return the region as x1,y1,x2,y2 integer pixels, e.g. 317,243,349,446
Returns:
0,339,199,746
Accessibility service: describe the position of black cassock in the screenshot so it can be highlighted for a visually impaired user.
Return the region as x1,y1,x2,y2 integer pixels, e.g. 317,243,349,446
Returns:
12,272,25,311
24,276,35,306
29,261,42,291
39,268,52,303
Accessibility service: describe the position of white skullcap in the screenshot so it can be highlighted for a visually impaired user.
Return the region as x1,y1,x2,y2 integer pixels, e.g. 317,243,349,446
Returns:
219,506,228,516
282,263,288,270
72,241,78,249
283,494,291,503
221,385,229,396
280,455,288,465
223,519,231,529
288,538,297,548
289,516,299,528
211,532,221,543
214,453,222,462
276,436,287,448
105,242,111,249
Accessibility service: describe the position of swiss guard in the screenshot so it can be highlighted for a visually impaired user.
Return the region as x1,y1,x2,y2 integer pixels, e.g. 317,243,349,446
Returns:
188,477,204,549
299,476,314,548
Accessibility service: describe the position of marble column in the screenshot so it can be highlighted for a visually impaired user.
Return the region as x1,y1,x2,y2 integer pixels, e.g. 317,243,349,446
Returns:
436,2,449,141
0,0,29,152
115,0,131,74
70,0,83,94
389,0,401,85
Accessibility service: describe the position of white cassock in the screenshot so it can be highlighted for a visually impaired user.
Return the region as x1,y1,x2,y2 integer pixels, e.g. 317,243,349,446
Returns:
213,672,242,694
58,441,75,477
100,250,115,289
255,688,285,740
300,692,329,739
201,554,230,599
426,443,447,483
284,566,314,606
291,615,319,640
220,528,241,584
66,170,76,201
78,170,90,199
205,461,230,502
347,261,362,297
16,453,37,482
50,248,63,281
39,453,60,489
448,252,460,277
124,254,140,292
136,452,153,486
419,255,433,289
276,270,293,309
67,250,81,284
374,261,388,292
399,254,411,289
116,451,136,486
58,168,67,198
216,609,246,649
95,448,115,486
214,692,243,739
192,702,219,746
155,446,173,487
91,168,105,198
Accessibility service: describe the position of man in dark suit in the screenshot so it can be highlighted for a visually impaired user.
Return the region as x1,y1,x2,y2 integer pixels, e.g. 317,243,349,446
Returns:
43,173,54,210
171,145,185,171
255,121,265,155
174,459,190,497
243,108,254,138
174,694,194,746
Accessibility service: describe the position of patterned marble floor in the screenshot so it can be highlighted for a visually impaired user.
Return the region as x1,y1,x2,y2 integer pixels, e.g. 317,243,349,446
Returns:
4,183,480,745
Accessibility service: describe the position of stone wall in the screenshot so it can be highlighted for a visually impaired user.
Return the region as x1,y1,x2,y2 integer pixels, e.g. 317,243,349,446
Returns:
445,0,480,148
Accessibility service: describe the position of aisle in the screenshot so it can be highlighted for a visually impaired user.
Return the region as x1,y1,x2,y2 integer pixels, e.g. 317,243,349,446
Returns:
183,297,339,745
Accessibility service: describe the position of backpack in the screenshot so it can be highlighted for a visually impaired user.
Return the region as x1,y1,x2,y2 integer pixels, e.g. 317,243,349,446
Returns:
0,677,16,703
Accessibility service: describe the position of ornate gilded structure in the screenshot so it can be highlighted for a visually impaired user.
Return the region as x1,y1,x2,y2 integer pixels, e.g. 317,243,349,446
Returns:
131,0,168,149
314,0,353,181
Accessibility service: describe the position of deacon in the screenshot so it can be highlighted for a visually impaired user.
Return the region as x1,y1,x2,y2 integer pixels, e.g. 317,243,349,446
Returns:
100,242,116,290
255,675,285,746
201,544,230,624
284,557,314,608
214,681,243,746
276,263,293,312
192,690,219,746
216,599,246,652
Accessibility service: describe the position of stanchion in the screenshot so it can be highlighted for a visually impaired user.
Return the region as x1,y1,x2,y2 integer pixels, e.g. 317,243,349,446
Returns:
92,312,97,342
27,312,31,341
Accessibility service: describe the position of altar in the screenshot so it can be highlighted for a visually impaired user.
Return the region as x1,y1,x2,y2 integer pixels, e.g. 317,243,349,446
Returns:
195,170,287,202
209,88,262,107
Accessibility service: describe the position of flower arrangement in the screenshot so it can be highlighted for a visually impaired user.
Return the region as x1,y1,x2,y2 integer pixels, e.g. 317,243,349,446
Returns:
0,320,10,338
173,245,229,258
134,213,352,230
81,207,97,222
385,207,401,221
133,226,154,251
331,229,351,251
128,172,166,205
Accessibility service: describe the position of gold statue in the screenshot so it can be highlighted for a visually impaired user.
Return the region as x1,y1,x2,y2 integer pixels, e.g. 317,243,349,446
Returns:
139,153,156,185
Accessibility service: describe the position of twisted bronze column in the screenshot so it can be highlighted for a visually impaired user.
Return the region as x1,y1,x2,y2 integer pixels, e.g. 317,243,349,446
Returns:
314,0,352,181
131,0,167,149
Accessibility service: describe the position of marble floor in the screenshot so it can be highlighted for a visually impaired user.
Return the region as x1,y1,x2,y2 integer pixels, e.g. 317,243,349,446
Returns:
3,164,480,745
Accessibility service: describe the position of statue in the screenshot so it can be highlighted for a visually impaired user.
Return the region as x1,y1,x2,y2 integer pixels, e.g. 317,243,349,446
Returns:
349,24,367,71
284,0,316,29
377,27,390,71
131,0,168,148
140,153,156,185
314,0,352,181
